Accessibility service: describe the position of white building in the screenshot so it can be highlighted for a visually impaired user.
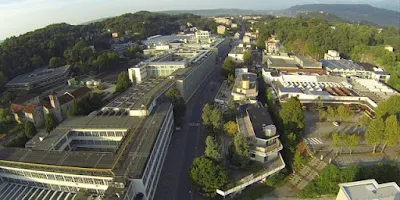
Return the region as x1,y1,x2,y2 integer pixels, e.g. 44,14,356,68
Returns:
228,46,246,63
385,45,394,52
243,35,251,44
336,179,400,200
195,30,210,42
324,50,341,60
265,37,281,54
231,73,258,104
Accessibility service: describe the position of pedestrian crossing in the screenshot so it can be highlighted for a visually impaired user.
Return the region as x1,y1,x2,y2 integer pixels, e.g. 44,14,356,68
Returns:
304,138,324,145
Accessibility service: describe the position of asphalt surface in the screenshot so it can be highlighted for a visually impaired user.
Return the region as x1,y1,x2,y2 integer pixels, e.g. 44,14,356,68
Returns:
154,41,233,200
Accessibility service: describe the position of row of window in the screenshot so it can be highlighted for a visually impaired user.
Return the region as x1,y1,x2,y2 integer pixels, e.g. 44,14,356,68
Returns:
70,140,119,146
1,177,82,193
68,131,126,137
0,168,111,186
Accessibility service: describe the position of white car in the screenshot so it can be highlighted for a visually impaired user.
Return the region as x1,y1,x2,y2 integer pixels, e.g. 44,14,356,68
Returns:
333,122,340,127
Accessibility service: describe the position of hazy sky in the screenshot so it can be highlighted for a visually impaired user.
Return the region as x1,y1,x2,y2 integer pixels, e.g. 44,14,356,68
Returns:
0,0,382,40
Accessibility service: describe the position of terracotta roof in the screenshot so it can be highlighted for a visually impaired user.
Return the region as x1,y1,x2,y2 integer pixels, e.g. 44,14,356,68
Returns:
10,104,26,113
58,94,74,105
22,104,39,114
70,87,91,98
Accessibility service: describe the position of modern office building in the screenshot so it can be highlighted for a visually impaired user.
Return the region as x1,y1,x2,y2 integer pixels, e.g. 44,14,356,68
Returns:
336,179,400,200
231,73,258,103
0,77,175,200
5,65,71,92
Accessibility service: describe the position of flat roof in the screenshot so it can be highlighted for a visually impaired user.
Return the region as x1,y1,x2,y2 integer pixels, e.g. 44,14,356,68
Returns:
6,65,70,86
239,73,257,82
322,59,365,71
104,77,173,111
0,102,172,178
268,57,299,69
339,179,400,200
295,55,321,68
247,107,276,140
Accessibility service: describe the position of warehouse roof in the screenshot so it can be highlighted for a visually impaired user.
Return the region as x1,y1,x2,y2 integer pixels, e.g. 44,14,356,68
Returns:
6,65,70,86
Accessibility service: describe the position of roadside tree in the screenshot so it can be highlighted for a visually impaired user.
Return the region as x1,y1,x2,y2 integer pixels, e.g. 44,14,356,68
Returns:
280,97,305,131
337,105,352,122
202,104,213,127
210,108,222,133
205,136,222,162
115,72,131,92
44,113,56,134
344,134,360,154
365,118,385,153
381,115,400,153
223,121,238,136
243,50,253,66
24,121,37,138
189,156,228,197
221,57,235,77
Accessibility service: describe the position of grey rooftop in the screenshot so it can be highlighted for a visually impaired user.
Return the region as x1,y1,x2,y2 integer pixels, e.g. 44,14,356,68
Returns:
6,65,70,85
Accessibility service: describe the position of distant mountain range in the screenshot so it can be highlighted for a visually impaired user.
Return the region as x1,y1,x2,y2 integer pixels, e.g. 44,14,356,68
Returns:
161,4,400,27
282,4,400,27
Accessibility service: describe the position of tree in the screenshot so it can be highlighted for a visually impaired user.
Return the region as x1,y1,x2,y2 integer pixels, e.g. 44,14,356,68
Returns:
375,95,400,118
202,104,213,126
67,99,80,116
0,108,12,123
293,151,306,170
189,156,228,197
210,108,222,133
337,105,352,122
49,57,65,68
365,118,385,153
226,98,237,120
115,72,131,92
344,134,360,154
221,57,235,77
227,74,235,89
224,121,238,136
205,136,222,162
280,97,305,131
266,87,275,106
233,132,250,167
31,55,44,68
358,115,371,129
0,72,7,92
331,131,344,155
243,50,253,66
44,113,56,134
165,88,186,122
326,106,337,121
25,121,37,138
381,115,400,153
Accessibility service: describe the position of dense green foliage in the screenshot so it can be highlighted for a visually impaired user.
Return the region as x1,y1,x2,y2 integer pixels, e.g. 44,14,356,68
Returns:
24,121,37,138
201,104,223,134
165,88,186,124
115,72,131,93
299,163,400,198
67,93,103,116
280,97,305,131
189,156,228,197
0,11,214,90
220,57,236,78
204,136,222,162
44,113,56,134
228,132,250,168
254,17,400,90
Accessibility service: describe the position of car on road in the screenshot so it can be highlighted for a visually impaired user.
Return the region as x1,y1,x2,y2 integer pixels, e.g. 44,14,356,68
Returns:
333,121,340,127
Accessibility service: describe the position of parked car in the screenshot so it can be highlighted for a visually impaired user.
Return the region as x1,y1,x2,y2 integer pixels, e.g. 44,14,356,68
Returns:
333,121,340,127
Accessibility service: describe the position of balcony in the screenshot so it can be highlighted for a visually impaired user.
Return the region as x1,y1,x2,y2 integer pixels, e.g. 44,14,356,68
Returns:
250,139,283,155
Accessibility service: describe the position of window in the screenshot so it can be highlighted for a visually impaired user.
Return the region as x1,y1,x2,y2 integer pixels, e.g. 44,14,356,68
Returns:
250,154,255,158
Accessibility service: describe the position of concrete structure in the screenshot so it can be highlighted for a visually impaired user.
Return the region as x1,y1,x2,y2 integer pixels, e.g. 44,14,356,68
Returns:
266,56,299,69
194,30,210,42
235,68,249,77
214,17,232,26
294,55,322,69
0,79,175,200
324,50,341,60
5,65,71,93
231,73,258,103
336,179,400,200
228,46,246,63
243,35,251,44
217,25,226,35
322,59,391,82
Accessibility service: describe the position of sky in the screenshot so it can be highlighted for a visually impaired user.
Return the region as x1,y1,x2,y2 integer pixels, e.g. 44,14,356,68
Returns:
0,0,384,40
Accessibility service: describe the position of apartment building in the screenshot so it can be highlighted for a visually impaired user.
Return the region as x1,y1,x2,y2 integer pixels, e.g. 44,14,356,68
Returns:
231,73,258,104
217,25,226,35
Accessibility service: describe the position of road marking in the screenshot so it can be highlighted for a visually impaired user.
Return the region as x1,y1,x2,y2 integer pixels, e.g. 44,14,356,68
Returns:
188,123,200,127
304,138,323,145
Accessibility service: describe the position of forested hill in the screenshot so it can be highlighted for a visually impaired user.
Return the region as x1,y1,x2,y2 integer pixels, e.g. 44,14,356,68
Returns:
0,11,216,92
161,9,267,16
284,4,400,27
297,12,350,24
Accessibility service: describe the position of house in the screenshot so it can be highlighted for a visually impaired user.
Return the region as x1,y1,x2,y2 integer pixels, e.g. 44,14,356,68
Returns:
217,25,226,35
336,179,400,200
243,35,251,44
265,37,281,54
10,87,91,127
214,17,232,26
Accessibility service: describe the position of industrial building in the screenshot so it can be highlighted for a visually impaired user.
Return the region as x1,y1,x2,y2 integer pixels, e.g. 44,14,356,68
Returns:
265,55,322,70
0,77,176,200
5,65,71,92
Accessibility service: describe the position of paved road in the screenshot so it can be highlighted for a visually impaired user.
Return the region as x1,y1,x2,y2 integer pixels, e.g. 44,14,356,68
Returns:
154,41,233,200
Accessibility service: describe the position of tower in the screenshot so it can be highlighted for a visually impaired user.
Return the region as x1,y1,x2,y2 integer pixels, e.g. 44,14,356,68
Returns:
48,92,63,123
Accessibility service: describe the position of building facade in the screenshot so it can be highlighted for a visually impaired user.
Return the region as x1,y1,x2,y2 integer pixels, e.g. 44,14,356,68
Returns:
231,73,258,104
